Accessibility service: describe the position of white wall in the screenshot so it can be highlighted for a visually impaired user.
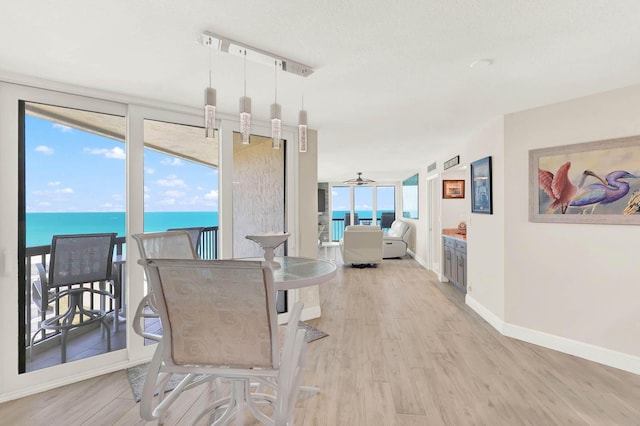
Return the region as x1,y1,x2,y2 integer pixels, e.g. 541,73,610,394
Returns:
420,87,640,374
504,85,640,361
440,168,468,229
465,117,506,320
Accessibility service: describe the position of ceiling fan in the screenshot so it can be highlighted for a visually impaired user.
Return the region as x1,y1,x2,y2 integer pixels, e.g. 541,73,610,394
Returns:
343,172,375,186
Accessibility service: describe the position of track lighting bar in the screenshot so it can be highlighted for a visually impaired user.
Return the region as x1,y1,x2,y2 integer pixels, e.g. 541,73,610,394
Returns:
199,31,314,78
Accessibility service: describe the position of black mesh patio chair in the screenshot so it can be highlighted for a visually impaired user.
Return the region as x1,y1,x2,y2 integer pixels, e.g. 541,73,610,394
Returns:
380,212,396,230
30,233,116,363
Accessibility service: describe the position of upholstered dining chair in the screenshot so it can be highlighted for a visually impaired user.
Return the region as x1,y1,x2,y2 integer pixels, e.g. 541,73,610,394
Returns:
30,233,116,363
138,258,307,425
131,231,198,342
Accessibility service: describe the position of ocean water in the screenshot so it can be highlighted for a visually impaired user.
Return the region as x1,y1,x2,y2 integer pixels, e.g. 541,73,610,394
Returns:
331,210,393,220
26,211,218,247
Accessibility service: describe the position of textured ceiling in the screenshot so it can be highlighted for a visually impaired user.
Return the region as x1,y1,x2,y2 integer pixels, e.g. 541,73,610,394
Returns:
2,1,640,182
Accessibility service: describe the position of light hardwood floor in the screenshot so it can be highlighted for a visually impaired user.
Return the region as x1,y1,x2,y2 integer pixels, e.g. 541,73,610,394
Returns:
2,256,640,425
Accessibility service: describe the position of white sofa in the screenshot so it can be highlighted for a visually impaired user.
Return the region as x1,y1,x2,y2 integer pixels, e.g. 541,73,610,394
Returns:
383,220,411,258
340,225,383,267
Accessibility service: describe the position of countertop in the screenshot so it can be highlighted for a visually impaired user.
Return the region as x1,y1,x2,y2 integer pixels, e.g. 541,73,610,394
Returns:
442,228,467,241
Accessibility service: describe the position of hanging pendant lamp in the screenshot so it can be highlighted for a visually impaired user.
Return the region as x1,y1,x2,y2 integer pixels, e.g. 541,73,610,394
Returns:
239,49,251,144
271,60,282,149
298,96,308,153
204,36,216,139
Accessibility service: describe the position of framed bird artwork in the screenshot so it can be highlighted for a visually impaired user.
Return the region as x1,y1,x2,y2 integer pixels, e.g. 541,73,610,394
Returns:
529,135,640,224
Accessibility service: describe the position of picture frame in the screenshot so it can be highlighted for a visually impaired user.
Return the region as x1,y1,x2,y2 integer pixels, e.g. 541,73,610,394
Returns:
529,135,640,225
470,156,492,214
443,179,465,199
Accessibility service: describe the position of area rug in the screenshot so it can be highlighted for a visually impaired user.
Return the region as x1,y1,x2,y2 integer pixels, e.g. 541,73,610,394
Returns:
127,322,328,402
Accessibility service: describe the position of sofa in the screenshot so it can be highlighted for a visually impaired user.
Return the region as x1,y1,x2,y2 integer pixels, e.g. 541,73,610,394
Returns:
383,220,411,258
340,225,383,267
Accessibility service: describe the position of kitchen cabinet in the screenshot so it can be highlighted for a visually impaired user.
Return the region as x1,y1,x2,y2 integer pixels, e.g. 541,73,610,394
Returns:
442,236,467,293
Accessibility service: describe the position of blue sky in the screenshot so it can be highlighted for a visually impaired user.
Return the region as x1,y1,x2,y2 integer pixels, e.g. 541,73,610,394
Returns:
331,185,395,214
25,115,219,213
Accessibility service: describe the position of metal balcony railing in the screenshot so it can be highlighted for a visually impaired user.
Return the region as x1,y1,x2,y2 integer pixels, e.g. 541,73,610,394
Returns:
23,227,219,350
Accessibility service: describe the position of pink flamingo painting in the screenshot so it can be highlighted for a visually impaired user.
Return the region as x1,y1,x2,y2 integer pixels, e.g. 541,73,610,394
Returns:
538,161,577,214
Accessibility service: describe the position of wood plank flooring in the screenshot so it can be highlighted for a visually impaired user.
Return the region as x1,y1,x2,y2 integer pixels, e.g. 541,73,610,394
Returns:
2,256,640,425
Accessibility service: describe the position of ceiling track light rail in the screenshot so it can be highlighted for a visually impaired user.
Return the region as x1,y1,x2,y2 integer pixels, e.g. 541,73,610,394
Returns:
199,31,314,77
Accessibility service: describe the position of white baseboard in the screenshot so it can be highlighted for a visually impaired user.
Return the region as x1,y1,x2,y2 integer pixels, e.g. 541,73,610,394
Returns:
465,294,505,333
407,249,427,268
300,305,322,322
465,295,640,376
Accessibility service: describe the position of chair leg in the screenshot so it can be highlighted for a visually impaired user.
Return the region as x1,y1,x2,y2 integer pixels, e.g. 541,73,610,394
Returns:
60,329,67,363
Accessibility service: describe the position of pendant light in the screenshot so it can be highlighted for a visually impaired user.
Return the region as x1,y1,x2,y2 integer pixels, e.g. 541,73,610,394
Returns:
204,36,216,139
271,60,282,149
298,96,308,152
239,49,251,144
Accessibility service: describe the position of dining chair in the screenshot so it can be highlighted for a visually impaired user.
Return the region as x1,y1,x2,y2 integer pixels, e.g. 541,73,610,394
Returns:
30,233,116,363
131,231,198,342
138,258,307,426
166,226,205,253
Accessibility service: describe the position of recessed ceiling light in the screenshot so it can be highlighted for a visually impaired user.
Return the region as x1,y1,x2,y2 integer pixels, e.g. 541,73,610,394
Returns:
470,58,493,69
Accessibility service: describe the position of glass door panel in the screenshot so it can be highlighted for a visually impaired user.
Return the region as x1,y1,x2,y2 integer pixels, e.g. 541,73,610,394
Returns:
141,119,219,342
22,102,126,372
354,186,373,225
376,186,396,228
330,186,350,241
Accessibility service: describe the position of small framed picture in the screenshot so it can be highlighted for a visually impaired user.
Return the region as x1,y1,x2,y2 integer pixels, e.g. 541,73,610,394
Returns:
471,156,493,214
442,180,465,199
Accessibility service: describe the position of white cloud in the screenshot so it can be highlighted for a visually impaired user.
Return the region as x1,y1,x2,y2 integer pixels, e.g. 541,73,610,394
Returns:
57,187,74,194
159,198,176,205
164,190,185,198
38,202,51,207
101,202,113,208
84,146,126,160
145,167,155,175
112,194,123,201
53,123,72,133
160,158,184,166
48,181,61,186
144,194,150,200
332,190,338,196
204,190,218,200
35,145,54,155
155,174,187,188
144,185,150,193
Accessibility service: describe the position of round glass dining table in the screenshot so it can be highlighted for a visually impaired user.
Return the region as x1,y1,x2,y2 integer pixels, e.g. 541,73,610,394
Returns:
242,256,337,291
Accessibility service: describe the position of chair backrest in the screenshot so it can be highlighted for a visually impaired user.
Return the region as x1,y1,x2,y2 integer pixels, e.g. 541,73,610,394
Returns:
387,220,411,242
380,212,395,229
344,212,359,227
133,231,198,261
166,227,204,252
141,258,279,369
48,233,116,288
342,225,383,263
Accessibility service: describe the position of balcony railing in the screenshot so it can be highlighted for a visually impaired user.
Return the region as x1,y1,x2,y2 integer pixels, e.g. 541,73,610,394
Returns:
23,227,219,351
331,218,381,241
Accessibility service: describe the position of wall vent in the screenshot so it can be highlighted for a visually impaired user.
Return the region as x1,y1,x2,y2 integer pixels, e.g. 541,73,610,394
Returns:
427,162,437,172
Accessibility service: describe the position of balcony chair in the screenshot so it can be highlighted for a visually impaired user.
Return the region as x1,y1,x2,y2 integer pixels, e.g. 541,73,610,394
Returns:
379,212,395,230
340,225,383,267
30,233,116,363
138,258,307,425
131,231,198,342
344,212,359,227
383,220,411,258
